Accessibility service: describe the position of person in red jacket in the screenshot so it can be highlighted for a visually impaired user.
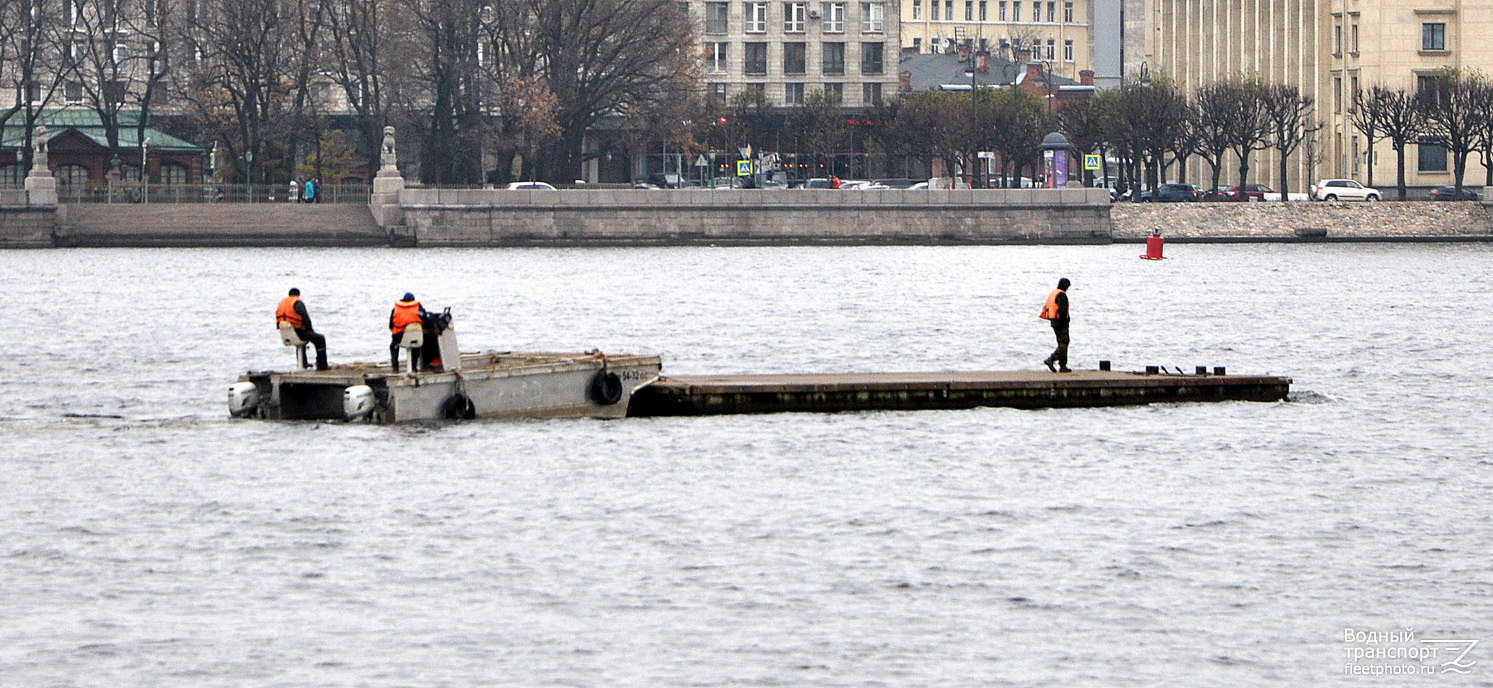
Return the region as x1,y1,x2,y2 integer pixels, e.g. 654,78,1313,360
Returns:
389,292,427,372
275,288,328,370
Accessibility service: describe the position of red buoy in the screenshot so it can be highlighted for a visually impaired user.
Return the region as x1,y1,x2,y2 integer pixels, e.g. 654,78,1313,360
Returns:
1141,230,1165,260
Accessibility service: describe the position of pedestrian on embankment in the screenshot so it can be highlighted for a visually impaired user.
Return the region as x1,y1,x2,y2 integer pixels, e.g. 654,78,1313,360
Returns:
289,178,301,203
1039,278,1072,373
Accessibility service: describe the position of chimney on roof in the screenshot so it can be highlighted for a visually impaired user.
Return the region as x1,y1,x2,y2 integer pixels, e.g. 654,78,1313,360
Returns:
1080,69,1094,86
977,51,990,73
957,42,971,62
900,70,912,92
1025,63,1044,83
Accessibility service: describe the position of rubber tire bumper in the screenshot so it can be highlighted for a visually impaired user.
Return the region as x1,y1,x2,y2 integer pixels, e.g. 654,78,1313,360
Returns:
590,370,623,405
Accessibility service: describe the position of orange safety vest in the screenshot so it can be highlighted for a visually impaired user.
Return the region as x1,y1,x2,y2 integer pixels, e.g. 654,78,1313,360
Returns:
1039,289,1065,320
391,299,422,334
276,296,304,329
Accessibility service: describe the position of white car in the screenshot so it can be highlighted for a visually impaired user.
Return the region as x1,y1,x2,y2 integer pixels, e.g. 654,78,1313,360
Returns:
506,181,557,190
1311,179,1380,202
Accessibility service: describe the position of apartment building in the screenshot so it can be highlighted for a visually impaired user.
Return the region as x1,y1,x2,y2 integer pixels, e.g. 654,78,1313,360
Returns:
692,0,903,108
1131,0,1492,193
899,0,1093,81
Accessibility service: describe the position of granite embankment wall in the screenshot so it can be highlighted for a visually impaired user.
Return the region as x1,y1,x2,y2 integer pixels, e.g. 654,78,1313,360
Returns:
1,203,387,248
1111,201,1493,241
397,188,1114,246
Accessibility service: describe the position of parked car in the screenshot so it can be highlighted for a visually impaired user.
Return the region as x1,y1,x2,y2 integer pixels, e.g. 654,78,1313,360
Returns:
1430,186,1480,201
1311,179,1380,201
1141,183,1201,202
907,181,930,190
873,178,919,189
646,173,684,189
505,181,557,190
1222,183,1274,201
802,177,841,189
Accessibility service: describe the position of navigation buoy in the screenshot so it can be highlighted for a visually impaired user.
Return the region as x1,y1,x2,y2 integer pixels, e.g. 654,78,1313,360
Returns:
1141,229,1165,260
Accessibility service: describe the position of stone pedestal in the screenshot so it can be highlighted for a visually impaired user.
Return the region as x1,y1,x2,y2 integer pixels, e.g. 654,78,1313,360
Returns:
25,174,57,207
369,125,406,229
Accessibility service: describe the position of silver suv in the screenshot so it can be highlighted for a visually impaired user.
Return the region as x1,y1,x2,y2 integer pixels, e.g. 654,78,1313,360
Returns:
1311,179,1380,202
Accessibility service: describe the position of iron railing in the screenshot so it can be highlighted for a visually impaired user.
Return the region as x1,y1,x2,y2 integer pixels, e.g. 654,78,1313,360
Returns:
54,182,372,204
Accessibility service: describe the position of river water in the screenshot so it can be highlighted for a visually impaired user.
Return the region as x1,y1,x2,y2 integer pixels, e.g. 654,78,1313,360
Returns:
2,244,1490,687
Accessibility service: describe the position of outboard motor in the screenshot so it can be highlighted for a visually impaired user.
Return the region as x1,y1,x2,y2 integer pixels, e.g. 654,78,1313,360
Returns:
228,382,260,418
344,385,376,422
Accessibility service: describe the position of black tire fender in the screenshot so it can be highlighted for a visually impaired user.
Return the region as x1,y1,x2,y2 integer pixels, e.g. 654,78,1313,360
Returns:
590,369,624,405
442,393,476,420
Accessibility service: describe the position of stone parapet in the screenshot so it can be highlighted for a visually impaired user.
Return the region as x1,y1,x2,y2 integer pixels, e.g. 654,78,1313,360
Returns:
1112,201,1493,240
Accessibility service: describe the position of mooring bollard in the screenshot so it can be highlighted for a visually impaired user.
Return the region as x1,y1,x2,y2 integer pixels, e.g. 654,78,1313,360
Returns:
1099,360,1111,371
1213,366,1226,376
1145,365,1160,375
1196,366,1208,375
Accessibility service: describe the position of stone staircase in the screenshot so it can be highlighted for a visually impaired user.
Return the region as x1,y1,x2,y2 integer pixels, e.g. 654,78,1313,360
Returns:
56,203,388,247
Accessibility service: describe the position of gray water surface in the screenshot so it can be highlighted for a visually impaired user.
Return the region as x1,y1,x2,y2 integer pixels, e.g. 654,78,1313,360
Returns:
2,245,1490,687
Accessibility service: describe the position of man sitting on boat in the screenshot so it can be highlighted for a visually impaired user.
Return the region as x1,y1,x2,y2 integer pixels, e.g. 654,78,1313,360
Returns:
389,293,428,372
276,288,329,370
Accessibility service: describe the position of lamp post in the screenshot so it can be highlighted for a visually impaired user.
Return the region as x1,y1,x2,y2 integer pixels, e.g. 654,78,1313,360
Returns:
1043,60,1054,115
245,148,254,202
1138,62,1151,200
966,40,978,188
140,137,149,204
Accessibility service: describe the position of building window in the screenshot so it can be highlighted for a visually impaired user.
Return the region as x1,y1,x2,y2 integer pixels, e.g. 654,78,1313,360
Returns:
1351,23,1359,53
823,41,846,74
160,163,189,185
0,164,19,188
911,0,921,19
710,82,729,104
912,36,922,50
824,82,844,101
747,2,767,32
1012,1,1020,21
1045,37,1055,59
861,41,884,74
785,82,805,104
979,1,987,20
999,1,1007,20
1422,22,1445,51
708,42,728,72
824,2,844,31
945,0,953,20
1418,137,1448,172
1063,0,1072,22
1333,23,1342,54
744,42,768,74
706,2,729,33
1334,76,1342,113
56,164,90,186
861,2,883,31
1064,38,1073,61
784,2,806,32
1350,75,1359,112
930,0,939,19
863,82,883,104
64,80,84,103
784,42,806,74
965,0,972,20
1046,1,1054,21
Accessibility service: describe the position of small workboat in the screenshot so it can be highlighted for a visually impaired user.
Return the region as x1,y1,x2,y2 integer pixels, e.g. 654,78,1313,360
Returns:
229,318,660,423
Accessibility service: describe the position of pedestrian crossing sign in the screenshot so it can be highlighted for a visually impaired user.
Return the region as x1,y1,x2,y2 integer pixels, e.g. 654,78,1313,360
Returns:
737,160,752,176
1084,154,1101,171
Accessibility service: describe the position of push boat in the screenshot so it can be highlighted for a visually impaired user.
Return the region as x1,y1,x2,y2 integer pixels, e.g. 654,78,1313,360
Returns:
229,318,660,423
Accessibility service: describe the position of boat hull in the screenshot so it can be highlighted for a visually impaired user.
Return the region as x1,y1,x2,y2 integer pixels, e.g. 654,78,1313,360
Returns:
236,352,661,423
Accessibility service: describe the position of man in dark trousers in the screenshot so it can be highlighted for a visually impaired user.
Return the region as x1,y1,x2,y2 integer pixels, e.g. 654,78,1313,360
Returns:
1039,278,1071,373
275,287,329,370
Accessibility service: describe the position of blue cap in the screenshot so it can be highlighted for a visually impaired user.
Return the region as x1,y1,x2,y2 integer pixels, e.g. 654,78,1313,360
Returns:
402,292,415,301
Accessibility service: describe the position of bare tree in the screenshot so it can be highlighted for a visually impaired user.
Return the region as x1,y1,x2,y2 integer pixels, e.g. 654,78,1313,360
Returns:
1192,82,1238,197
1348,86,1392,189
1469,78,1493,190
3,0,69,173
1225,76,1271,200
1418,68,1484,199
64,0,172,182
1374,86,1425,200
324,0,399,177
1264,83,1318,202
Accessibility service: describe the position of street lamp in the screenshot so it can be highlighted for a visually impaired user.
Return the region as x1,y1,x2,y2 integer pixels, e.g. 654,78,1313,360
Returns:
965,39,978,188
140,137,149,203
1042,61,1054,115
245,148,254,202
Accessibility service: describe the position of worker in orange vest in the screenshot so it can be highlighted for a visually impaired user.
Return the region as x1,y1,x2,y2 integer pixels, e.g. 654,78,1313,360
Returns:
1039,278,1071,373
389,292,427,372
275,288,329,370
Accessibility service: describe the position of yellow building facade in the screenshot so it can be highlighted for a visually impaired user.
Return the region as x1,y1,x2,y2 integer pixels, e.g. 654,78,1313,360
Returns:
1135,0,1491,194
900,0,1094,81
